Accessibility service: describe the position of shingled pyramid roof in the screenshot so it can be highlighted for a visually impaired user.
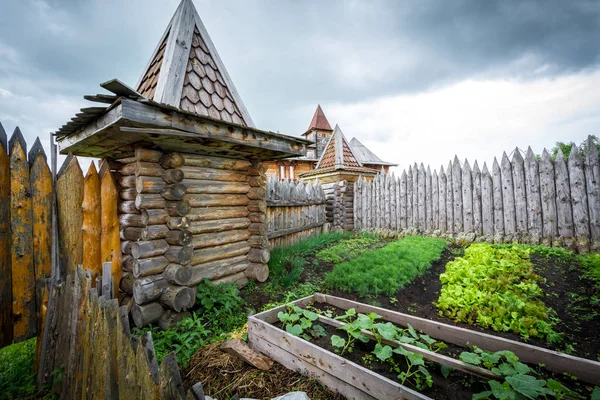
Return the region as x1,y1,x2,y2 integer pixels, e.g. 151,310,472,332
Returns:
305,104,332,133
317,125,363,168
349,137,398,167
136,0,254,127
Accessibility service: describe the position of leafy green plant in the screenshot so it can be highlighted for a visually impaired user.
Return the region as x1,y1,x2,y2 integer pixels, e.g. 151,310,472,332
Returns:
437,243,563,342
0,338,38,399
278,304,326,341
579,253,600,289
461,348,584,399
325,236,447,296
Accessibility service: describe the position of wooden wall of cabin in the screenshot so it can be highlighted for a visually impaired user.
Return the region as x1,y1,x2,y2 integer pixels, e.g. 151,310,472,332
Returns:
115,149,269,329
264,159,314,181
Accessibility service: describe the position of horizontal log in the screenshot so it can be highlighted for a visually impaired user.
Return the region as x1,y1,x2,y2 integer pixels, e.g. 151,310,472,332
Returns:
245,263,269,282
247,200,266,213
136,176,166,194
135,148,162,163
133,274,168,304
158,310,191,330
182,154,252,171
119,175,137,188
212,271,249,289
135,193,166,209
162,169,184,184
122,255,135,272
248,248,270,264
164,246,193,265
159,285,195,312
163,264,192,285
120,188,138,201
248,212,266,223
167,216,190,230
165,229,193,246
248,235,268,249
191,241,250,266
133,256,169,278
247,187,266,200
119,213,144,228
119,163,136,175
121,240,133,255
120,296,133,312
141,209,169,225
135,162,163,177
192,229,251,249
181,166,247,182
141,224,169,241
182,179,250,194
248,222,266,236
131,302,164,328
161,184,186,201
187,206,248,222
118,200,140,214
116,156,137,164
160,153,185,169
121,227,142,241
184,193,249,207
189,255,248,285
131,239,169,259
188,218,250,235
120,273,135,294
268,221,324,240
247,164,267,176
247,175,266,187
165,200,190,217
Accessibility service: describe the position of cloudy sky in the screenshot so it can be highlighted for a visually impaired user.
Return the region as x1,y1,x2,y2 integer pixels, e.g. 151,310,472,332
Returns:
0,0,599,172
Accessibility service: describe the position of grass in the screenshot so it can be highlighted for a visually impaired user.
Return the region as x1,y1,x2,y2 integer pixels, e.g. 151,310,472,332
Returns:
316,234,382,264
579,252,600,289
324,236,447,297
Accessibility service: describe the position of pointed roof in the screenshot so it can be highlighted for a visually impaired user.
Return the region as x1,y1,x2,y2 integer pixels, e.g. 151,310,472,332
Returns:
305,105,332,134
349,137,398,167
136,0,254,127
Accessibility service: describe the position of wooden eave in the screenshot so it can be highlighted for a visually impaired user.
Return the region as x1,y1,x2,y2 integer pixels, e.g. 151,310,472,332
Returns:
56,98,310,161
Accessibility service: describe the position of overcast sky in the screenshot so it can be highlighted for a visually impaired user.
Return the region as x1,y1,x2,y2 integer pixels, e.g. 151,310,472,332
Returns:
0,0,599,173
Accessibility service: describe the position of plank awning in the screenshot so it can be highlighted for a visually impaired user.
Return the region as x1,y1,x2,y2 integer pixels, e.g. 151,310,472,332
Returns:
53,0,309,161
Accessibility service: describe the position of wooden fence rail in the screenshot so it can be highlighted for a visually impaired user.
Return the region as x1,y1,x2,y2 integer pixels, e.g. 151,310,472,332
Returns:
354,137,600,253
266,177,326,247
37,264,205,400
0,123,121,348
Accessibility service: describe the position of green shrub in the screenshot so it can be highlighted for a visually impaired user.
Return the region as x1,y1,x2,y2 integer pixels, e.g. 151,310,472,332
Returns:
437,243,562,343
0,337,37,399
316,237,380,264
325,236,447,297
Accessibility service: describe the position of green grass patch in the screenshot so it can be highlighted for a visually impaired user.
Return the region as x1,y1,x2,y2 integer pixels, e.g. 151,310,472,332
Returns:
324,236,447,297
437,243,562,343
0,338,37,399
579,252,600,289
316,235,381,264
268,231,349,288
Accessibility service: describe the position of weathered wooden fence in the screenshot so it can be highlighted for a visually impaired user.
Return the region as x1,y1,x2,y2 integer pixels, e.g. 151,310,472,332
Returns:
0,123,121,348
37,264,205,400
266,177,326,247
354,137,600,253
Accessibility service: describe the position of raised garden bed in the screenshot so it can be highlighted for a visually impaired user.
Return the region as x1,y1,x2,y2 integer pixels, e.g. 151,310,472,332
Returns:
248,294,600,400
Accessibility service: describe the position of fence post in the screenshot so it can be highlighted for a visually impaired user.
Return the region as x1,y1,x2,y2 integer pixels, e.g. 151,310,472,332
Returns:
0,122,11,347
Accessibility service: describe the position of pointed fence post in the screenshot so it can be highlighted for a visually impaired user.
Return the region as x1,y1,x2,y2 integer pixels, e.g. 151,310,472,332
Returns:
462,160,473,233
539,149,558,246
512,149,528,240
399,171,407,230
446,161,454,233
501,153,516,238
568,145,590,252
472,161,483,235
438,166,447,232
426,166,433,231
555,148,574,249
524,148,542,245
481,163,494,237
452,157,463,233
432,169,439,231
584,137,600,251
492,158,504,241
0,122,11,346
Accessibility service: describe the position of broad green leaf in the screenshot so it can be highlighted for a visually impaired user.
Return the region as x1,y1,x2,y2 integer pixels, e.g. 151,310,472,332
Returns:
373,344,393,361
592,386,600,400
331,335,345,348
299,318,312,330
303,310,319,321
311,324,327,338
512,361,530,375
288,314,300,323
546,379,585,399
496,363,517,377
472,390,493,400
277,312,290,322
358,334,370,343
440,364,453,379
489,380,515,400
374,323,397,340
286,324,303,337
407,324,419,339
505,374,549,399
460,352,482,365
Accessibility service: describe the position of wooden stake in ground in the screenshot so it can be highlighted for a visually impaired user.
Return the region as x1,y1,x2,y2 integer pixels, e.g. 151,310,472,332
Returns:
0,123,12,346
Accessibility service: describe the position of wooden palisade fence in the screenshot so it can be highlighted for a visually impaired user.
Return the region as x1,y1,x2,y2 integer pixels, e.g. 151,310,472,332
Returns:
0,123,122,348
266,177,326,247
37,264,206,400
354,137,600,252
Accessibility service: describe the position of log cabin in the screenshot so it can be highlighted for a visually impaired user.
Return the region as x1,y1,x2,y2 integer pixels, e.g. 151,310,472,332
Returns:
53,0,310,328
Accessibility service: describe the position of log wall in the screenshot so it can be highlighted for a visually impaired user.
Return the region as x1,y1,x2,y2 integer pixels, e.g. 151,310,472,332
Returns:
116,150,270,328
321,180,352,231
354,138,600,252
266,177,326,248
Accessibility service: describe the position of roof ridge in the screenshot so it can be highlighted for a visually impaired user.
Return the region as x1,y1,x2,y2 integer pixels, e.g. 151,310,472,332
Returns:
136,0,254,127
307,104,332,132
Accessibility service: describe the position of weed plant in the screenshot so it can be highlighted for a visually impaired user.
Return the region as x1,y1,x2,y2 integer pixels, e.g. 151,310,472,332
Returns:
579,253,600,289
325,236,447,297
316,235,381,264
437,243,563,343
